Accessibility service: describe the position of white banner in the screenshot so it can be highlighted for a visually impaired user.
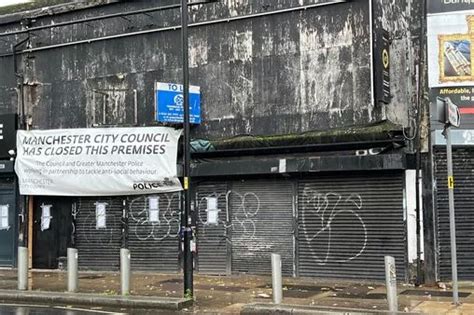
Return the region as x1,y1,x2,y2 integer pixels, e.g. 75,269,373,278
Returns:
15,127,183,196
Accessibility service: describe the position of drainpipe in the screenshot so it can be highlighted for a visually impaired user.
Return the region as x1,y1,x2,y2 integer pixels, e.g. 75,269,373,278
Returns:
369,0,375,108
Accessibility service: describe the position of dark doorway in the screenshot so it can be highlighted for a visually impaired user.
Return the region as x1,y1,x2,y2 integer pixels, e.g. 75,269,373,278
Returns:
33,197,73,269
0,176,17,267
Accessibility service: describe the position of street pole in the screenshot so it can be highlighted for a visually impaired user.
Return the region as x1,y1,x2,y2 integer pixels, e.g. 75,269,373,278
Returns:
13,38,29,291
181,0,193,298
444,125,459,305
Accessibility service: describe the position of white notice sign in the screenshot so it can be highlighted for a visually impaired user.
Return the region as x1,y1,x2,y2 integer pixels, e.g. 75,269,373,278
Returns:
0,204,9,230
15,127,183,196
95,202,107,229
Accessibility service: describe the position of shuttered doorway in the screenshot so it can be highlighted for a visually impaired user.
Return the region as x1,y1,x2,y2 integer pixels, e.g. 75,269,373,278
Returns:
435,147,474,280
230,179,295,276
76,197,122,271
297,172,406,280
33,197,72,269
196,183,230,275
0,176,16,267
128,193,180,272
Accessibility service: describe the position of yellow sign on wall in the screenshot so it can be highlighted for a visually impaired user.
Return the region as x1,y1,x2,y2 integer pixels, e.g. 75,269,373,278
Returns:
448,176,454,189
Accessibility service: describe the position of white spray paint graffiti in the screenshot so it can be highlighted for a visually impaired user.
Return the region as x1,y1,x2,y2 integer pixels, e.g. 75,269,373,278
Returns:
79,200,120,246
129,194,180,242
300,191,367,265
198,191,261,242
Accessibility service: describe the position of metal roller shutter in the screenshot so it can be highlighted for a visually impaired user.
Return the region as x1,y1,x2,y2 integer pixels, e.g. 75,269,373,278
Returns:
128,193,180,272
435,147,474,280
230,179,294,276
196,183,230,275
76,197,122,271
297,173,406,280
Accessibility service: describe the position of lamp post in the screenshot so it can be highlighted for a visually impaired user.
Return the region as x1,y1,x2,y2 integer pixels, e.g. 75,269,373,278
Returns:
437,96,461,305
181,0,193,298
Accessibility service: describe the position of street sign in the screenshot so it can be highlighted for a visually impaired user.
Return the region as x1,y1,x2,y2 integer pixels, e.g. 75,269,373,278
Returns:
155,82,201,124
436,97,461,128
447,97,461,127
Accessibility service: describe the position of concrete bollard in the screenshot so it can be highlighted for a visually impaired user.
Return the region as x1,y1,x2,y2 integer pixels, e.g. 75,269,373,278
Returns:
271,253,282,304
17,246,28,290
67,248,79,292
121,248,131,295
385,256,398,312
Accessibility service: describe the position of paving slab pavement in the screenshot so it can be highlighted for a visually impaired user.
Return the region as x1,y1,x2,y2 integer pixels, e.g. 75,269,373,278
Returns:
0,289,192,310
241,303,421,314
412,301,474,315
1,269,474,314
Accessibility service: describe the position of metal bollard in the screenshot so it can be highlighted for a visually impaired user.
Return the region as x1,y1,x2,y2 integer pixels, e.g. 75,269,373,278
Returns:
67,248,79,292
385,256,398,312
120,248,131,295
17,246,28,290
271,253,282,304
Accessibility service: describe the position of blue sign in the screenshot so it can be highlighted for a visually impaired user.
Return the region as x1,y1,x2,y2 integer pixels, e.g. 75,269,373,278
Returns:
155,82,201,124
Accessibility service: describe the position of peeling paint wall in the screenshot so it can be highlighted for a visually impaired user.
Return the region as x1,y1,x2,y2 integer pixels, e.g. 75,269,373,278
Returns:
0,0,422,140
374,0,423,128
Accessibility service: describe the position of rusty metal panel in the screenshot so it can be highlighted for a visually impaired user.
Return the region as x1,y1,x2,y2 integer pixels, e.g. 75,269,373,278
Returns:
297,173,406,280
435,147,474,281
230,179,294,276
128,193,180,272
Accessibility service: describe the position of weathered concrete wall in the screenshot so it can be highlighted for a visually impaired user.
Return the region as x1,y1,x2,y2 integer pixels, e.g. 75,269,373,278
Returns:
0,0,422,140
374,0,422,129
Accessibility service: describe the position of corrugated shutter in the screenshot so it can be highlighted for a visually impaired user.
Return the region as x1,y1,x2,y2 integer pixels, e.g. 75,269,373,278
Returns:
297,173,406,280
435,147,474,280
230,179,294,276
128,193,180,272
76,197,122,271
196,183,230,275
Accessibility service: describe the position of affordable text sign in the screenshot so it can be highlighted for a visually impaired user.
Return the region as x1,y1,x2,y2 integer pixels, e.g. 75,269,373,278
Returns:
15,127,183,196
